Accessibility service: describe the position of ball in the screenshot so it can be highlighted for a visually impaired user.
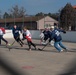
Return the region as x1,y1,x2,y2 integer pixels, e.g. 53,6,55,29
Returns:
8,44,11,46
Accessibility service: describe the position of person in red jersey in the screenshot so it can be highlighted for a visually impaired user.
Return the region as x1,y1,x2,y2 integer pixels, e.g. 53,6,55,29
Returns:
0,27,8,45
23,27,36,51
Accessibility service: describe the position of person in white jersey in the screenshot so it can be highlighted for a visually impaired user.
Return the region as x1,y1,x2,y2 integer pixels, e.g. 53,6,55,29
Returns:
23,27,36,51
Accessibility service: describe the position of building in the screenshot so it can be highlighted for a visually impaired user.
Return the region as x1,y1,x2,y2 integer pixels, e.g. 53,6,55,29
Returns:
0,16,58,30
73,5,76,9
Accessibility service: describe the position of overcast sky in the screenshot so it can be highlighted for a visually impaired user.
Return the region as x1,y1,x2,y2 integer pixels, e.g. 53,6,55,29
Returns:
0,0,75,15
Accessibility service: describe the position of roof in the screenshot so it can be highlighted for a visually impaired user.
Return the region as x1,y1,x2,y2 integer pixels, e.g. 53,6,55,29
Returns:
73,5,76,9
0,16,45,23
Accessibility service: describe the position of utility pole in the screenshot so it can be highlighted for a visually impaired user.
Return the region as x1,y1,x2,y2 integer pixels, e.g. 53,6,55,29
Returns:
23,15,24,27
5,15,6,28
14,15,15,25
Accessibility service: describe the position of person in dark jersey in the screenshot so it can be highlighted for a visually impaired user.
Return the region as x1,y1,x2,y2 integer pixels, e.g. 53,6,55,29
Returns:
12,25,24,47
49,27,68,52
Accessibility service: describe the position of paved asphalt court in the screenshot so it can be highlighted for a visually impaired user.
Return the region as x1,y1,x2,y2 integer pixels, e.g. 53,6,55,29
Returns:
0,39,76,75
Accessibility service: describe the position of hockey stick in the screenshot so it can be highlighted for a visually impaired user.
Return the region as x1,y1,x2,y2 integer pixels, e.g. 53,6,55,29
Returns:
38,42,50,51
8,36,20,47
7,37,24,51
10,40,16,46
7,40,16,51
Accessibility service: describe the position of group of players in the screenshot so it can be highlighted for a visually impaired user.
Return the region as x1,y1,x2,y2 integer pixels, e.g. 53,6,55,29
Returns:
40,27,68,52
0,25,68,52
0,25,36,51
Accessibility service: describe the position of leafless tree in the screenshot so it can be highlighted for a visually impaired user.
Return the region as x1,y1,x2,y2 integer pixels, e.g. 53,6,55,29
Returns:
9,5,26,18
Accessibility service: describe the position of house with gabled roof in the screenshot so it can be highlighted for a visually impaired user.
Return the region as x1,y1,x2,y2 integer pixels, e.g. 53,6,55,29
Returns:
0,16,58,30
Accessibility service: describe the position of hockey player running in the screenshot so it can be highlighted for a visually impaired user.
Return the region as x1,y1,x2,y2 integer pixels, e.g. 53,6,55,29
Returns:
12,25,24,47
41,28,54,46
23,27,36,51
43,28,49,43
49,27,68,52
0,27,8,45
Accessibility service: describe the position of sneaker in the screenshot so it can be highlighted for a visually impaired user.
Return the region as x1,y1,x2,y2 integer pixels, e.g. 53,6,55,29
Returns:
61,50,63,51
59,50,63,52
41,41,47,45
29,49,31,51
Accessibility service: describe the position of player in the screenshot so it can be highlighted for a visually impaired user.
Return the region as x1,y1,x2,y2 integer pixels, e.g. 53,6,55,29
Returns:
23,27,36,51
43,28,49,42
49,27,68,52
42,28,54,46
0,27,8,45
12,25,24,47
40,28,50,45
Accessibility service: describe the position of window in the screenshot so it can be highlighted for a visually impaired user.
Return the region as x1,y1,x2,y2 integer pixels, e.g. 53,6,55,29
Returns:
44,24,52,28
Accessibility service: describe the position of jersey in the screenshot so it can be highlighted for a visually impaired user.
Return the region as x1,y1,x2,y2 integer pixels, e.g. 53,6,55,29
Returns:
0,27,5,35
0,29,3,35
24,30,32,41
43,30,52,41
50,28,66,42
12,27,21,37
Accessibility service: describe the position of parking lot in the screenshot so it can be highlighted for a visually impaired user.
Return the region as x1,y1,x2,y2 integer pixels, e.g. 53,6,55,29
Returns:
0,39,76,75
